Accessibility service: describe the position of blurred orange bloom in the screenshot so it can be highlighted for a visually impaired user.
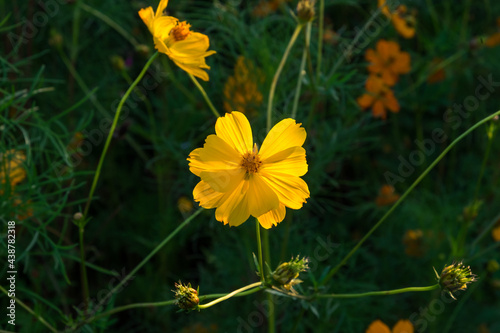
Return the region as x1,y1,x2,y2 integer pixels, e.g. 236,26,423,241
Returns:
177,196,194,214
13,198,34,220
223,56,264,116
138,0,216,81
485,18,500,47
403,229,424,257
378,0,416,39
366,319,414,333
253,0,289,17
365,39,411,86
357,75,400,119
375,184,400,206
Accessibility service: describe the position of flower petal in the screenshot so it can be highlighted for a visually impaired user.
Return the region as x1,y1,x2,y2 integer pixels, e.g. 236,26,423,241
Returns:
187,134,241,177
257,203,286,229
201,168,245,193
366,320,391,333
247,174,279,217
392,320,414,333
260,172,309,209
357,94,374,109
259,119,306,160
193,180,224,208
215,112,253,155
152,16,178,40
156,0,169,17
260,146,308,177
215,180,250,226
138,7,155,34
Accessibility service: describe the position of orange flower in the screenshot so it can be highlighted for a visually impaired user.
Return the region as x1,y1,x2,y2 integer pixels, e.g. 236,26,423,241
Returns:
365,39,411,86
357,75,400,119
485,18,500,47
223,56,264,116
375,184,400,206
378,0,416,39
403,229,424,257
366,319,414,333
1,149,26,192
253,0,289,17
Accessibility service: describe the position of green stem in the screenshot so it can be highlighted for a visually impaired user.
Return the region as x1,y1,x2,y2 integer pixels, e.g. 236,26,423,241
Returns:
188,73,220,118
316,0,324,80
90,207,203,313
82,51,159,218
256,220,265,283
267,24,304,132
315,284,440,299
291,22,311,119
0,285,58,333
320,109,500,286
198,282,262,309
79,223,89,314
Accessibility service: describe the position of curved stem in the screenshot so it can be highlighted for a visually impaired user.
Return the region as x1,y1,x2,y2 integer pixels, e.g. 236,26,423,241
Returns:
83,51,159,218
0,285,58,333
267,24,304,132
198,282,262,309
291,22,311,119
320,109,500,286
188,73,220,118
316,0,324,79
315,284,440,299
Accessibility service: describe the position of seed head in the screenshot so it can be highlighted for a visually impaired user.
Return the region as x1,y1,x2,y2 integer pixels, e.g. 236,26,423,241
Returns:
173,281,199,310
434,261,478,300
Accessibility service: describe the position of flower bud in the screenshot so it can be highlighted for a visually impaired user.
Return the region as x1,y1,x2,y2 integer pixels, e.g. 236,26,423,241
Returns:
73,212,83,221
435,261,478,300
271,256,309,292
110,55,126,71
173,281,199,310
487,260,500,273
49,29,63,48
297,0,315,23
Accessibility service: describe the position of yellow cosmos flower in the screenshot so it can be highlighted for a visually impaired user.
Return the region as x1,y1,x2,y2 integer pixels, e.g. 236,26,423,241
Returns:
138,0,216,81
366,319,414,333
188,112,310,228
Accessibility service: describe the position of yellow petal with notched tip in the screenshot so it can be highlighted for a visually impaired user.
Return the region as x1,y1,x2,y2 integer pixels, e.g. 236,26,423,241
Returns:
260,146,308,177
259,118,306,160
257,203,286,229
193,180,224,209
260,172,309,210
215,112,253,155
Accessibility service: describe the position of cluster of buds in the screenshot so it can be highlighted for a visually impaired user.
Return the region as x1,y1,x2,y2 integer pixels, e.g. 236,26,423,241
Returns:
271,256,309,293
434,261,478,300
173,281,199,311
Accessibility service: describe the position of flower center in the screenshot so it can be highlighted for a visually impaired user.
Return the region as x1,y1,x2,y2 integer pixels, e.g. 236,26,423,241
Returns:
240,144,262,174
171,21,191,41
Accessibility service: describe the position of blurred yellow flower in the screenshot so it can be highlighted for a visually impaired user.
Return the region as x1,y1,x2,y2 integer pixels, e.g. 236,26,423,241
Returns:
138,0,216,81
188,112,309,228
485,18,500,47
178,196,194,214
365,39,411,86
366,319,414,333
223,56,264,117
492,219,500,242
1,149,26,192
13,198,33,220
357,74,400,119
378,0,416,39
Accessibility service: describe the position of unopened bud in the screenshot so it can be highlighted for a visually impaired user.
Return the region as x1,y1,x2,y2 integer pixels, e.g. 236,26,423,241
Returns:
297,0,315,23
49,29,63,48
434,261,478,300
73,212,83,221
271,256,309,293
173,281,199,310
110,55,126,71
